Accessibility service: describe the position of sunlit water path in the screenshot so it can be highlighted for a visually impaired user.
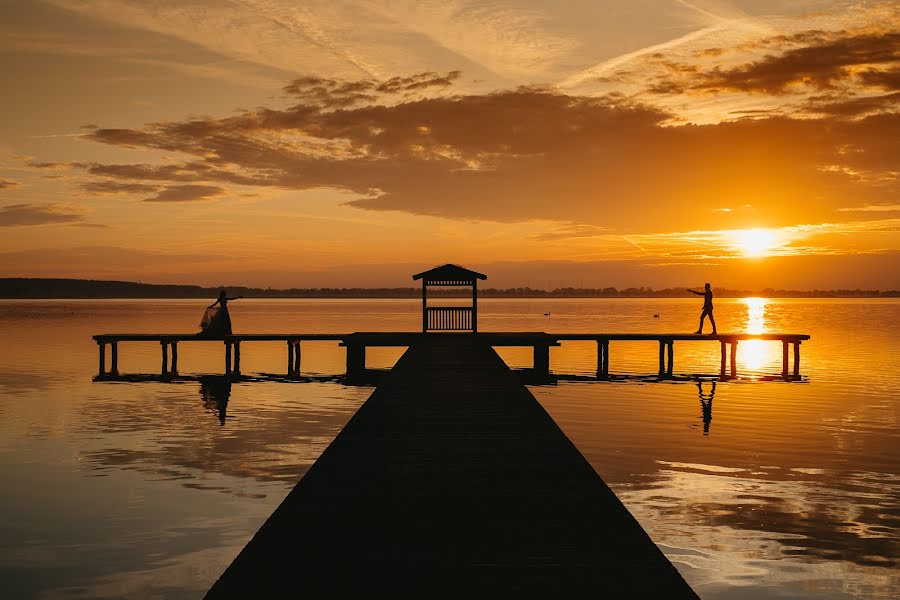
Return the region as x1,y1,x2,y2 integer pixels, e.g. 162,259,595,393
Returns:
0,299,897,598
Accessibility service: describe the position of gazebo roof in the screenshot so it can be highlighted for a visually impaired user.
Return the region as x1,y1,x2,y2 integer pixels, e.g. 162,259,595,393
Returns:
412,263,487,282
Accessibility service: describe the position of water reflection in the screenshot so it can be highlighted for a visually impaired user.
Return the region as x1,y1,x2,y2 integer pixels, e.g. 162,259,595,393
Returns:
740,298,774,374
696,381,715,434
200,376,231,425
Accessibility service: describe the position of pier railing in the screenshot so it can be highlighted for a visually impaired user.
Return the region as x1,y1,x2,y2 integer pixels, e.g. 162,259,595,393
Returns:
426,307,472,331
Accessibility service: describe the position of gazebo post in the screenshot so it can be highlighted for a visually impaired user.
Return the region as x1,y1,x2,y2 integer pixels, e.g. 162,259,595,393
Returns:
472,279,478,333
422,280,428,333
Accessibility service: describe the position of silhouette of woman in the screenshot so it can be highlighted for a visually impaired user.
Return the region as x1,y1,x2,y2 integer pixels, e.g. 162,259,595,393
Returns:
199,290,243,337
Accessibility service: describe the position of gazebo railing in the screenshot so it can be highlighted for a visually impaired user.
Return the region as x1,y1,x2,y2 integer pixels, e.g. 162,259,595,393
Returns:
426,307,473,331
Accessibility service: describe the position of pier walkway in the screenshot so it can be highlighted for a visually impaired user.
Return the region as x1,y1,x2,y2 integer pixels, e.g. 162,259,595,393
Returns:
204,335,699,597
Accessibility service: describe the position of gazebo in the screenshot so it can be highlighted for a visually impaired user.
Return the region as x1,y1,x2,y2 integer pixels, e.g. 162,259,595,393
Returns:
413,264,487,333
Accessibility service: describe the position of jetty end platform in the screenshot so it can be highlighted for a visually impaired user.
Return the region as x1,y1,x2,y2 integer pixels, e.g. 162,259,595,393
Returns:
203,335,700,597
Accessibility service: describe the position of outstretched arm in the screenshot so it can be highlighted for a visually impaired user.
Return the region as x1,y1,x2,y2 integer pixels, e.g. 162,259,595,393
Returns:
687,289,703,295
227,295,243,301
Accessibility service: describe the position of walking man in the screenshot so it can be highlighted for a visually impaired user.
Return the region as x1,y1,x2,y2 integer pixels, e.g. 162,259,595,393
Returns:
688,283,717,334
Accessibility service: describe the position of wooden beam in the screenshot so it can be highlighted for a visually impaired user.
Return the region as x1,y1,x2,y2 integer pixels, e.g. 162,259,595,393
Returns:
161,341,168,378
99,342,106,375
730,341,738,378
171,342,178,375
782,340,789,378
225,342,232,374
658,341,665,377
234,341,241,376
667,341,674,377
793,342,801,378
720,341,726,378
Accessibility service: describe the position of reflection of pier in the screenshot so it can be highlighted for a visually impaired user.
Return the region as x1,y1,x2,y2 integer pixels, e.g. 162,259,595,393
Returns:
93,331,810,382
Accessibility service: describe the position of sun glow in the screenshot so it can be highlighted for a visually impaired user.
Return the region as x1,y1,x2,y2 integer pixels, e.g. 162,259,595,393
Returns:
731,228,779,257
741,297,775,374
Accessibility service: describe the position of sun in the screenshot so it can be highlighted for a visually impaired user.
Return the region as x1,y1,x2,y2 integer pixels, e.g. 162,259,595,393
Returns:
731,228,779,257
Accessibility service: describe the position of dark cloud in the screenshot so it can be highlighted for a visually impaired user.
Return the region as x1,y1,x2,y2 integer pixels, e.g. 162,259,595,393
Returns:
57,67,897,231
0,203,83,226
81,180,159,195
0,178,20,190
143,184,225,202
694,31,900,95
281,71,462,107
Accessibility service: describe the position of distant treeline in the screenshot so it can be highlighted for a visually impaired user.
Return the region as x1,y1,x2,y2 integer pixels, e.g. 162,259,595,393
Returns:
1,278,897,299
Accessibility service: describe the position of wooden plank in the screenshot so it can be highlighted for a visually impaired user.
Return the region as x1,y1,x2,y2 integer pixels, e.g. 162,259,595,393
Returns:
205,336,698,598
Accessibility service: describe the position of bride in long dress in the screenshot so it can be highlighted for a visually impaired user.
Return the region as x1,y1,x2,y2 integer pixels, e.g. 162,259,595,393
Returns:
199,290,243,337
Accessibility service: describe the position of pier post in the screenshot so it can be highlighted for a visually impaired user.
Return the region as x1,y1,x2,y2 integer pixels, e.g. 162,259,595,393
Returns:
233,341,241,376
292,341,301,376
720,341,726,378
596,340,604,380
667,341,674,377
287,341,294,377
658,341,665,377
161,341,168,378
110,342,118,375
730,341,738,378
225,342,232,374
171,342,178,375
793,342,801,379
782,340,789,378
346,344,366,380
602,340,609,377
99,342,106,376
533,344,550,378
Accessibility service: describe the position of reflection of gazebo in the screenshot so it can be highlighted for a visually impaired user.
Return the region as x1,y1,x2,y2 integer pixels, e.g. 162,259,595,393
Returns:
413,264,487,333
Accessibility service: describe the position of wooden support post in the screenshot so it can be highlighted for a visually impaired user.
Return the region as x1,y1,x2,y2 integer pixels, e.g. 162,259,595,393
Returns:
233,341,241,375
667,341,674,377
110,342,118,375
161,341,168,378
658,341,665,377
346,344,366,379
782,340,789,378
533,344,550,377
720,341,727,378
793,342,801,378
171,342,178,375
99,342,106,375
602,340,609,377
287,341,294,377
730,341,738,378
225,342,232,374
596,340,604,379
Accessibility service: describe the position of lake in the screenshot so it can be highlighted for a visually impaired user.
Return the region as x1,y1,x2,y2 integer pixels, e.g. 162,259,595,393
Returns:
0,298,897,599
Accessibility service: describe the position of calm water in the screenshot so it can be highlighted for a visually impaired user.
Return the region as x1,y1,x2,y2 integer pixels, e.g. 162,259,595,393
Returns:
0,298,897,599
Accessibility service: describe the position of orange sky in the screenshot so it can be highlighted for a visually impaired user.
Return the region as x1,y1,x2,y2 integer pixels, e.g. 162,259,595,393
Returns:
0,1,898,289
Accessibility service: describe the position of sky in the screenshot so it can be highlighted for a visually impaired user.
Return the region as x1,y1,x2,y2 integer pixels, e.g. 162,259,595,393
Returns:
0,0,898,289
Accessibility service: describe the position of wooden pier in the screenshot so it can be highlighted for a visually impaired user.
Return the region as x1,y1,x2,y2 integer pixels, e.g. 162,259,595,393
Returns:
93,331,809,381
204,335,699,597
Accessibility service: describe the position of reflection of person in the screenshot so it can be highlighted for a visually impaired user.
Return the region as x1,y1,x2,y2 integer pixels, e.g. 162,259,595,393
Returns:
696,380,715,434
200,375,232,425
199,290,243,337
687,283,717,335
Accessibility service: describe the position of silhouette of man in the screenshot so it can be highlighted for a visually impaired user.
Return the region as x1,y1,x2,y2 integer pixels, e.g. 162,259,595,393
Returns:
687,283,717,334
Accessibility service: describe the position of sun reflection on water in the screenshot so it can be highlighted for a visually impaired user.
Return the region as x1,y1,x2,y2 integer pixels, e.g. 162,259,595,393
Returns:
741,297,774,374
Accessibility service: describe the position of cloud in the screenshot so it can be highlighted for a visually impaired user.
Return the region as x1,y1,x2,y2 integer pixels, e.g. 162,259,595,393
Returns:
0,203,83,226
0,178,20,190
144,185,226,202
693,31,900,95
530,223,608,241
65,71,897,233
81,180,160,195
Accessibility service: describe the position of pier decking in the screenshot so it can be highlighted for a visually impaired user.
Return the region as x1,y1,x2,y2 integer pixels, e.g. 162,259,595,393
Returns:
204,335,699,597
